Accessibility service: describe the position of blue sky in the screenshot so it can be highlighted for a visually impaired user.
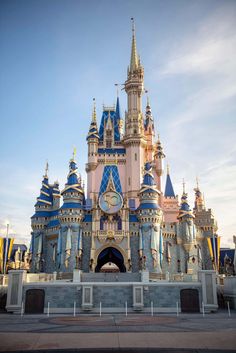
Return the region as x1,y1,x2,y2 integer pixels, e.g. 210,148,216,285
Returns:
0,0,236,247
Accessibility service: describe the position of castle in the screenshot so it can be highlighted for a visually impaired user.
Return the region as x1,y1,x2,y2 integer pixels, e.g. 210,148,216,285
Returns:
30,22,220,277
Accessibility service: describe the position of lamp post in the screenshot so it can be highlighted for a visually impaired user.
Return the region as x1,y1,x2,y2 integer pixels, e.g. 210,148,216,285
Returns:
3,223,9,275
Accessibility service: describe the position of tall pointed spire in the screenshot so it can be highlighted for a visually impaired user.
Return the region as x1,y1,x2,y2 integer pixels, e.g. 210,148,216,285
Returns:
115,95,121,120
87,98,99,141
144,95,154,133
61,154,84,197
178,185,194,220
92,98,97,123
193,177,205,212
130,18,138,72
164,164,175,197
44,161,49,178
35,166,52,207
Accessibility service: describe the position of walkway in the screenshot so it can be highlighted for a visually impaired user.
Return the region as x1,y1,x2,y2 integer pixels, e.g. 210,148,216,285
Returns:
0,311,235,352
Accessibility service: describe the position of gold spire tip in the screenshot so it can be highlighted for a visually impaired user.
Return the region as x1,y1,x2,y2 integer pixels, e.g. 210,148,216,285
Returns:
167,163,170,175
72,147,76,160
196,176,199,189
131,17,135,33
182,178,186,193
115,83,119,97
45,161,49,177
92,98,96,122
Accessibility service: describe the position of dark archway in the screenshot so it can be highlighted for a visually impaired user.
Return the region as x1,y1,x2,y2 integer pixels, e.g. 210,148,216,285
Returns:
25,289,45,314
95,247,126,272
180,289,200,313
0,293,7,312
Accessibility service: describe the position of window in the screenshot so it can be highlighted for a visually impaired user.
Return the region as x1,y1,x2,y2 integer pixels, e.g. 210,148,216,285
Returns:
135,153,137,161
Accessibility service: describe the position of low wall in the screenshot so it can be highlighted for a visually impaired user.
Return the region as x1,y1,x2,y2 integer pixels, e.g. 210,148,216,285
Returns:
6,270,218,314
22,281,202,313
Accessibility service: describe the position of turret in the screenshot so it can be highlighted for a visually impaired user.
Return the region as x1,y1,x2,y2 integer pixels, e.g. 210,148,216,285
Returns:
31,163,52,272
177,184,195,246
162,165,179,222
193,180,217,233
177,183,199,273
193,179,205,213
138,162,163,273
59,153,84,271
153,135,165,191
144,97,155,161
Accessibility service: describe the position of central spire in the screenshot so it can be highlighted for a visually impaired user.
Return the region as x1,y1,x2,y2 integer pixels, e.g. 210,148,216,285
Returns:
130,18,138,72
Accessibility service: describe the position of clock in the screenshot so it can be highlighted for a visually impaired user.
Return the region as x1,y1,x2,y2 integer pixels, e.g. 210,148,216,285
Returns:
99,190,123,214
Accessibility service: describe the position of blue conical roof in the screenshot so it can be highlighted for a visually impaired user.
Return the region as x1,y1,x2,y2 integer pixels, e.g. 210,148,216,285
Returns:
164,173,175,197
115,96,121,120
35,175,53,207
178,192,194,219
142,162,155,187
138,162,160,211
61,159,84,195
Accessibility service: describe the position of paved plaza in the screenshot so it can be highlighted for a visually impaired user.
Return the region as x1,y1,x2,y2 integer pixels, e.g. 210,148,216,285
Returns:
0,311,235,352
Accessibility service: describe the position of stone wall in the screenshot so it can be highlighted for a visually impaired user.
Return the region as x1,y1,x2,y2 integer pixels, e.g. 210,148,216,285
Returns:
22,281,202,313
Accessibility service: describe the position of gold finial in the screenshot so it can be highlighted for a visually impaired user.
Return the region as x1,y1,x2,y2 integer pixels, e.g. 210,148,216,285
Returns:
45,161,49,177
157,133,160,142
196,176,199,189
131,17,135,33
145,90,150,106
72,147,76,160
115,83,119,97
167,163,170,175
92,98,96,122
182,178,186,193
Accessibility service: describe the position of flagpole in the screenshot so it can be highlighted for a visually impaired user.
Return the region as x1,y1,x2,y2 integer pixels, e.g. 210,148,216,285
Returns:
4,223,9,275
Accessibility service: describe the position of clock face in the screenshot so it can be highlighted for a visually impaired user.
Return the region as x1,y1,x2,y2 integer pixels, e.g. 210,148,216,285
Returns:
99,191,123,214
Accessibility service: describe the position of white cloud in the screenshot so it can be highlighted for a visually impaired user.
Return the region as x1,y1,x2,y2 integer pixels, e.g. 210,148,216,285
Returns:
159,4,236,78
154,5,236,247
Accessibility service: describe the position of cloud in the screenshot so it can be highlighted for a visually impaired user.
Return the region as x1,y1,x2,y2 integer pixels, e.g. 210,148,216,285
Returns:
153,5,236,247
159,4,236,78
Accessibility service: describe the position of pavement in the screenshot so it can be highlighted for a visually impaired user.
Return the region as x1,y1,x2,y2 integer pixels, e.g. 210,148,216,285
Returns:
0,311,235,352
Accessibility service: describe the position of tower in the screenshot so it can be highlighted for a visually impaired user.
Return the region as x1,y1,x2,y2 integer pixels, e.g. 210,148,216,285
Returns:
31,163,59,272
124,19,146,204
138,162,163,273
153,135,165,193
144,97,155,162
177,185,199,274
58,153,84,271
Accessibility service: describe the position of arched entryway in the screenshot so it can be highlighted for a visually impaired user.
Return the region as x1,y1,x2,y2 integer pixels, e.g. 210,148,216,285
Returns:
180,289,200,313
25,289,45,314
95,247,126,272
